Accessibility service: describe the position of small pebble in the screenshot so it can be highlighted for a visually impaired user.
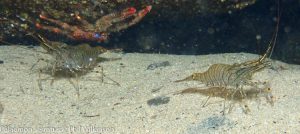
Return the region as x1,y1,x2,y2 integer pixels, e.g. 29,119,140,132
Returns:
147,61,170,70
147,96,170,106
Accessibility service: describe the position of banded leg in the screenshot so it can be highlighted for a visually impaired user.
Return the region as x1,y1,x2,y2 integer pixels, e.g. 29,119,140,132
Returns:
105,6,152,32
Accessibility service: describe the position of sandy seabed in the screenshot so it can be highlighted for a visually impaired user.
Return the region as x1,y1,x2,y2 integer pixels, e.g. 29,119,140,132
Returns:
0,45,299,134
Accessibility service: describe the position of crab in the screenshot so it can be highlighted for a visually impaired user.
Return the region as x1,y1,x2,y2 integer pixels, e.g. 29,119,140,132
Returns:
35,5,152,42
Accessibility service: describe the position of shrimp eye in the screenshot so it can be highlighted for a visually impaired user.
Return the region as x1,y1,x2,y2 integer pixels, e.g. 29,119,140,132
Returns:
267,88,271,91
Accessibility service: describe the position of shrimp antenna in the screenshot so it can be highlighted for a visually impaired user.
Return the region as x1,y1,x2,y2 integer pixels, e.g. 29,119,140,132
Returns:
259,0,281,62
25,33,59,52
268,0,282,59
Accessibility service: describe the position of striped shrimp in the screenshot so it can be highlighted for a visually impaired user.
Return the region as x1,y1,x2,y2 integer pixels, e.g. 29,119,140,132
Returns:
175,27,278,91
32,35,120,97
175,59,271,90
176,82,274,114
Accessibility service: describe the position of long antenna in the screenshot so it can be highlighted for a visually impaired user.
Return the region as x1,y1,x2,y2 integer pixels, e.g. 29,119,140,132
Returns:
259,0,281,62
269,0,281,59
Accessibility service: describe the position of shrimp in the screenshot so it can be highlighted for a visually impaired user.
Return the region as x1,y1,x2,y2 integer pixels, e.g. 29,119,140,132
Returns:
32,35,120,97
176,82,274,114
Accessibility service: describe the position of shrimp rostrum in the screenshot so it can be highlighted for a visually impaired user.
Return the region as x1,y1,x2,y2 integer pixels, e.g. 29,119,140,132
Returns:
32,35,120,96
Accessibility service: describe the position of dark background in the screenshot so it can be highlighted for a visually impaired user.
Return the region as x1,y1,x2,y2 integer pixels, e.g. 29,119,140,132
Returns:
106,0,300,64
1,0,300,64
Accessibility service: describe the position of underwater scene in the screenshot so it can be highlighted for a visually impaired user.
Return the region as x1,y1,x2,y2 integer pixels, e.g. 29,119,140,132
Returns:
0,0,299,133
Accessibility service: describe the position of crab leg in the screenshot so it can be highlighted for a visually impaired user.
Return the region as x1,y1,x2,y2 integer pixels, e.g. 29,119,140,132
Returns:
105,7,137,23
36,15,77,39
106,5,152,32
35,23,62,34
38,15,74,30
